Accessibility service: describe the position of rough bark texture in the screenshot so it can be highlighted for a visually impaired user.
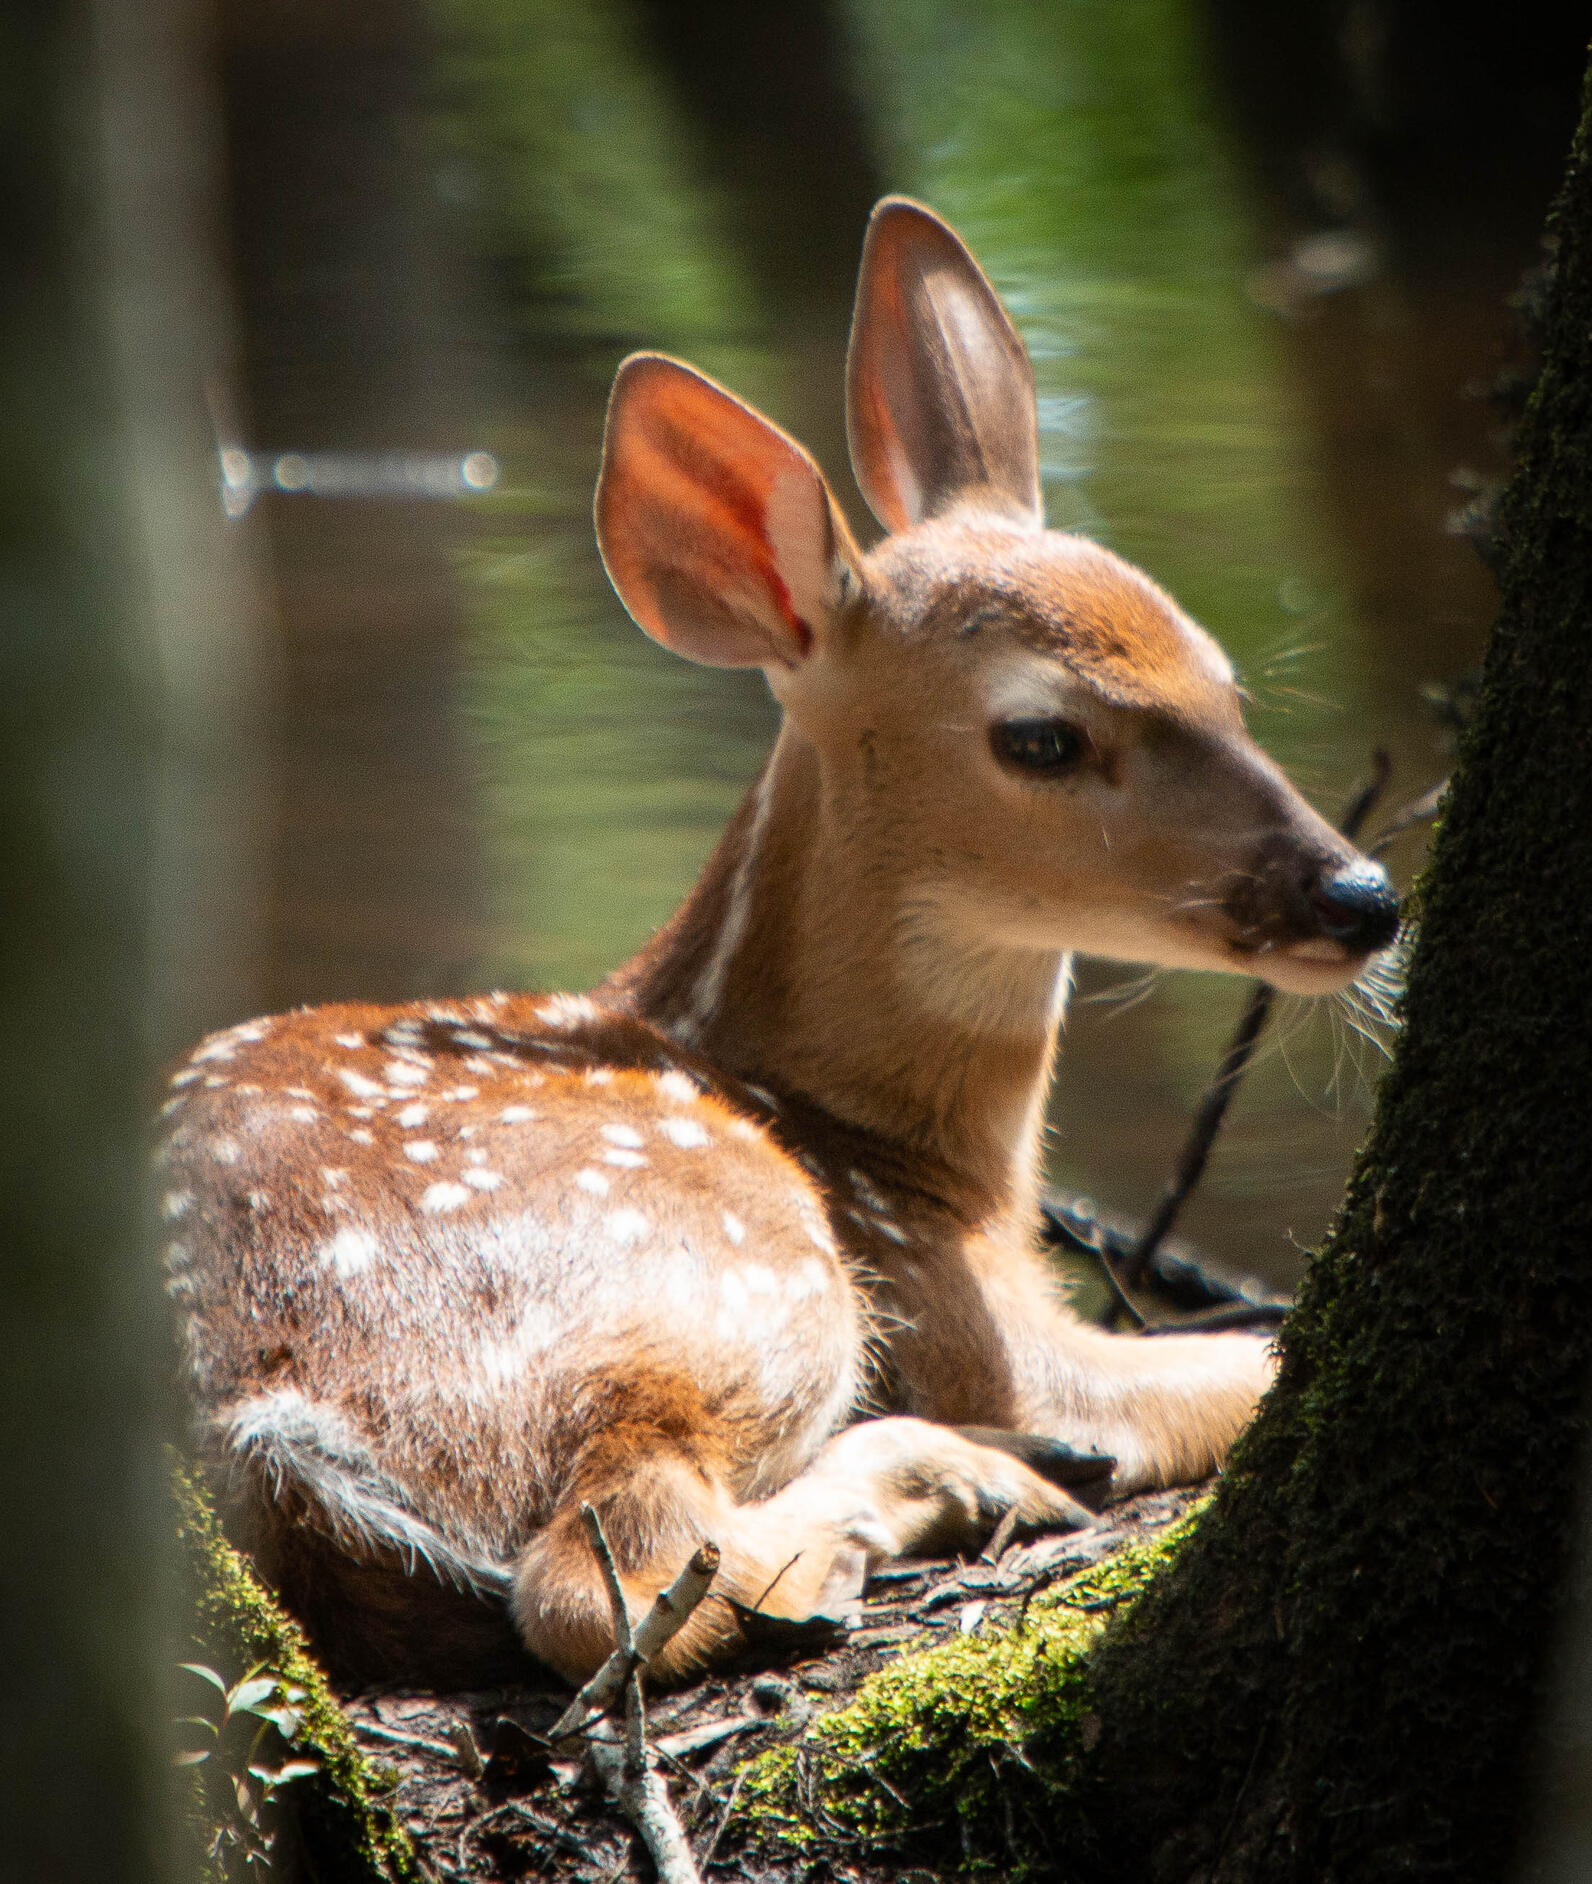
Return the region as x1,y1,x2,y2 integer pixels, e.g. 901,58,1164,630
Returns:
1080,56,1592,1884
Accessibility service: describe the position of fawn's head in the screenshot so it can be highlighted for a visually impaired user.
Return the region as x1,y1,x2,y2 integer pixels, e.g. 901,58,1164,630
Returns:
595,198,1398,1001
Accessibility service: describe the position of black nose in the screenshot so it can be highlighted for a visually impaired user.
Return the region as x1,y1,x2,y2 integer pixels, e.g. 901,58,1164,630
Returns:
1309,862,1401,953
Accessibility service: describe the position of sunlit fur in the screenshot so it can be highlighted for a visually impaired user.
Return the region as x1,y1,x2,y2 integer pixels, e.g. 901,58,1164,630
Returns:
163,198,1399,1688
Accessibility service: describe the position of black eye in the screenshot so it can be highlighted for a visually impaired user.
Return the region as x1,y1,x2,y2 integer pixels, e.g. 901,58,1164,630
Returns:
993,718,1086,775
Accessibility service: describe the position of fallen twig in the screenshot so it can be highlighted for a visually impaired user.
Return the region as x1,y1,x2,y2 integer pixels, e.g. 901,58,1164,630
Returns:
563,1506,719,1884
550,1510,720,1741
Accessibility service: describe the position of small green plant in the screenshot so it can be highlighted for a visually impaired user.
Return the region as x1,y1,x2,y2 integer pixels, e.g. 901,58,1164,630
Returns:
176,1659,322,1877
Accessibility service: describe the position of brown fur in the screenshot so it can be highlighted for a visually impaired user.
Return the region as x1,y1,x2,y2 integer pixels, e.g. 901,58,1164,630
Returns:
163,199,1394,1687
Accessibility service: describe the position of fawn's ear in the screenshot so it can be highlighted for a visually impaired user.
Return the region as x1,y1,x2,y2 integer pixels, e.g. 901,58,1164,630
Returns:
596,354,861,670
846,197,1042,535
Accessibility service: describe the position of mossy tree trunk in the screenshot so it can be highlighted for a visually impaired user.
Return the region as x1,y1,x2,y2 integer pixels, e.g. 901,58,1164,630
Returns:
1078,58,1592,1884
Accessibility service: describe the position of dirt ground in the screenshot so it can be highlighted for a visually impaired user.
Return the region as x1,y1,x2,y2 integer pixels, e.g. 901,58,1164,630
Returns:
335,1486,1200,1882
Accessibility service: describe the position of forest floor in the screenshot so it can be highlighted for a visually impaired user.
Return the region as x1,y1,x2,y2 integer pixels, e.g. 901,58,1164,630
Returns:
334,1486,1200,1882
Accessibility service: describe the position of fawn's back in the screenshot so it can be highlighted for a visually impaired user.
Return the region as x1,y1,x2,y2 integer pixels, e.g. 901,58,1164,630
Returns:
163,198,1399,1685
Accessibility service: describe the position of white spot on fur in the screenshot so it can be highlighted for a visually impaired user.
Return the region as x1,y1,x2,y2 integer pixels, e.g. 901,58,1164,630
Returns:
192,1039,236,1064
655,1070,699,1104
338,1068,384,1099
164,1239,189,1269
162,1189,193,1220
722,1211,746,1246
348,1128,374,1146
740,1262,779,1296
210,1137,240,1164
451,1031,492,1050
584,1067,614,1086
166,1272,195,1301
170,1068,200,1088
334,1032,364,1049
203,1075,229,1090
785,1257,831,1301
422,1181,472,1213
603,1148,648,1170
792,1189,836,1257
404,1140,439,1163
499,1105,536,1124
288,1105,318,1124
320,1167,347,1189
285,1085,314,1100
385,1061,428,1088
603,1208,649,1245
729,1117,759,1141
322,1226,380,1276
574,1168,610,1196
536,993,598,1029
245,1190,272,1212
438,1086,476,1103
396,1103,429,1128
872,1215,909,1245
158,1096,185,1119
849,1169,889,1212
601,1123,644,1149
462,1167,502,1191
659,1116,710,1149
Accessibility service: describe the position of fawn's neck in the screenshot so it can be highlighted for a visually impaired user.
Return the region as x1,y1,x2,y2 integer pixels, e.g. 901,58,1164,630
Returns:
605,726,1070,1223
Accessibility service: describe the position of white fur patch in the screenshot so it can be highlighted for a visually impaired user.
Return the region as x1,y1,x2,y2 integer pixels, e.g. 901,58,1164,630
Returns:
659,1116,710,1149
722,1211,746,1247
322,1226,380,1276
601,1123,644,1149
422,1182,472,1213
602,1208,649,1245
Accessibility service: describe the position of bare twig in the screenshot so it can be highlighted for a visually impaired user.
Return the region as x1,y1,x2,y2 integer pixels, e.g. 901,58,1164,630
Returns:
564,1507,718,1884
1116,750,1394,1295
1369,778,1447,858
551,1513,720,1741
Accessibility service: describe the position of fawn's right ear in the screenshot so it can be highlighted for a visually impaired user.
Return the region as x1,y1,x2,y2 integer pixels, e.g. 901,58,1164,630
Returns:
596,354,861,671
847,197,1042,535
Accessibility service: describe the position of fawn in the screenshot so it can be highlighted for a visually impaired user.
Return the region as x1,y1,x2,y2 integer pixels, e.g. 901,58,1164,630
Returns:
161,199,1400,1686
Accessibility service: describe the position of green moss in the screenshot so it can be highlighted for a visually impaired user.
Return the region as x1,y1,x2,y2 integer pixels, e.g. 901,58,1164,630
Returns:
171,1457,422,1883
737,1512,1203,1870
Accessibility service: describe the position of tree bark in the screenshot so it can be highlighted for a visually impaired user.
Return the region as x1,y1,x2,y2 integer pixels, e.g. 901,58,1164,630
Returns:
1081,55,1592,1884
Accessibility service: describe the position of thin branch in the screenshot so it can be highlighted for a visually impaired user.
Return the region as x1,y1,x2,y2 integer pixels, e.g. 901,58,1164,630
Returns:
1368,778,1448,858
550,1524,720,1741
556,1509,720,1884
582,1502,635,1656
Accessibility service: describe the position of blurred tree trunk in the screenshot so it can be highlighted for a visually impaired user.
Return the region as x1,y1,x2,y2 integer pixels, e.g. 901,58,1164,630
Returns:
0,1,261,1877
1081,57,1592,1884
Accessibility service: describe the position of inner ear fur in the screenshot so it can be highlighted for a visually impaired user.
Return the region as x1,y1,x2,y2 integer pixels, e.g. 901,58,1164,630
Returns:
846,196,1042,536
595,353,860,671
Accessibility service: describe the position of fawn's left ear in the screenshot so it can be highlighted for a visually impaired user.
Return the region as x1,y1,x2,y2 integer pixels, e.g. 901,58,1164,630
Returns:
596,353,862,670
847,197,1042,535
